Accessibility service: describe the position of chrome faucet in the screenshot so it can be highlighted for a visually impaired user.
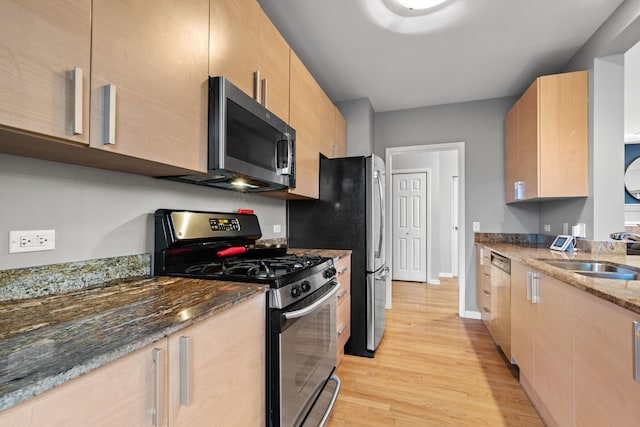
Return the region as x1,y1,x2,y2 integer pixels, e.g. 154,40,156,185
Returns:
610,232,640,242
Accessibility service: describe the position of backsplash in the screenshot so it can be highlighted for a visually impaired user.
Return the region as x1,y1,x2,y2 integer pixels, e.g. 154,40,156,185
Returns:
0,254,150,301
474,233,626,255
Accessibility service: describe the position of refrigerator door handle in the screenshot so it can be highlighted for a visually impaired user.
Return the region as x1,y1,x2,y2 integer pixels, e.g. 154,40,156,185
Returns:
374,266,390,280
374,170,384,259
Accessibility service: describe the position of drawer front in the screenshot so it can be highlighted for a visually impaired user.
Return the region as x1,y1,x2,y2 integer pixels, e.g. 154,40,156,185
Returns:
335,256,351,297
336,294,351,366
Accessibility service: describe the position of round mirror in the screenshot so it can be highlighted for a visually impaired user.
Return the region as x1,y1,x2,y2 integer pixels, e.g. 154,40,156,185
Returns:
625,157,640,199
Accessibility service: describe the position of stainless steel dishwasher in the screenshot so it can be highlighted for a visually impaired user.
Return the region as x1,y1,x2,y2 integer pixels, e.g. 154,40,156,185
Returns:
490,252,511,361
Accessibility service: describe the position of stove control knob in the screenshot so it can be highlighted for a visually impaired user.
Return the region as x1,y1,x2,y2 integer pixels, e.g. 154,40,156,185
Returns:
291,284,302,298
301,281,311,292
323,267,337,279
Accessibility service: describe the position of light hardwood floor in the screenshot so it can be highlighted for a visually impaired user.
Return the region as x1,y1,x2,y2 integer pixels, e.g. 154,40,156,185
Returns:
327,279,543,426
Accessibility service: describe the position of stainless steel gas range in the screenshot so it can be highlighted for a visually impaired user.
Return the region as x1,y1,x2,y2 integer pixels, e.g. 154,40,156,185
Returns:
154,209,340,427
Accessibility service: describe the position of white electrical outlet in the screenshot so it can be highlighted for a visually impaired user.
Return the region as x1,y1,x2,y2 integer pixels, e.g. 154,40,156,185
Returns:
273,224,282,234
575,223,586,238
9,230,55,253
563,223,569,235
544,224,551,232
472,221,480,232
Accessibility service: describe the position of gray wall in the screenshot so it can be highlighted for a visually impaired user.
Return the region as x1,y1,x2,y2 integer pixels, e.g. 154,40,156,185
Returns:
544,0,640,240
336,98,375,156
375,97,538,312
0,153,286,271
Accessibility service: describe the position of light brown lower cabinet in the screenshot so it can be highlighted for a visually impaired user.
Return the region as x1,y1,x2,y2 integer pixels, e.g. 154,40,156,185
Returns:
511,261,640,426
475,244,493,326
573,287,640,426
0,293,265,427
335,254,351,367
0,340,167,427
167,293,265,426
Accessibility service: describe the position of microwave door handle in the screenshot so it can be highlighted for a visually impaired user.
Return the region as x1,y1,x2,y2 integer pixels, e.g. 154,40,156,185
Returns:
276,133,293,176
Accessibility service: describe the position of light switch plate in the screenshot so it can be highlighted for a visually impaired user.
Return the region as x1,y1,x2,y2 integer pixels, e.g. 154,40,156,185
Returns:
472,221,480,232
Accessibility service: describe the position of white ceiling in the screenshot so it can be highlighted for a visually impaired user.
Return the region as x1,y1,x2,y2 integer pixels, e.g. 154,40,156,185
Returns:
258,0,625,112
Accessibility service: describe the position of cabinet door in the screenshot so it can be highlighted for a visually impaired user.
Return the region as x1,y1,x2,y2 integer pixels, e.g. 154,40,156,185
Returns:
510,261,534,383
318,89,336,158
574,288,640,426
504,102,518,203
258,9,290,121
334,107,347,158
538,71,589,198
0,340,168,427
209,0,290,121
288,51,320,199
533,273,574,427
0,0,90,145
517,79,539,201
90,0,208,173
209,0,260,100
168,294,266,427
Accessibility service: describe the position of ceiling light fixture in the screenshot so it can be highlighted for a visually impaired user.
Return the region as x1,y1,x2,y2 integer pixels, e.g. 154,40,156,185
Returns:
396,0,448,10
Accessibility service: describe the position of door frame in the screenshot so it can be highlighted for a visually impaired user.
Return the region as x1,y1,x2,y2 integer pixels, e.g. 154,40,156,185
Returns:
451,175,459,277
391,169,431,284
385,142,467,318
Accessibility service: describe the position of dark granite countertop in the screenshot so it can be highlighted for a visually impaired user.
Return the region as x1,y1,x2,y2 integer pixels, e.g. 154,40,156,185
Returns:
478,242,640,315
0,248,347,413
288,248,352,260
0,275,266,412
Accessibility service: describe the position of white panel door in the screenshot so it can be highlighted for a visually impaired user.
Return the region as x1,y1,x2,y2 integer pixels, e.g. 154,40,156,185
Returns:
392,173,427,282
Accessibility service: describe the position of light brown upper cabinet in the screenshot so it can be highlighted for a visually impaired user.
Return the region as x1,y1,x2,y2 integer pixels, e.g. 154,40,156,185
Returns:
0,0,91,145
287,51,322,199
318,89,336,158
210,0,290,121
90,0,209,174
505,70,588,203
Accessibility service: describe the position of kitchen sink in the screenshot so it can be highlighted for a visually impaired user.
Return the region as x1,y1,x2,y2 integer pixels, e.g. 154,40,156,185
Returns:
541,260,640,280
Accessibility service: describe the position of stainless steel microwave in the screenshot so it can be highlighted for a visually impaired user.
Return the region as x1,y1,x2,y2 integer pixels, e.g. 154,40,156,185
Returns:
163,76,295,192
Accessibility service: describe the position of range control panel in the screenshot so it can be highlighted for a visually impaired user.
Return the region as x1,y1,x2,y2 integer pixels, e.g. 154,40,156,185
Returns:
209,218,241,232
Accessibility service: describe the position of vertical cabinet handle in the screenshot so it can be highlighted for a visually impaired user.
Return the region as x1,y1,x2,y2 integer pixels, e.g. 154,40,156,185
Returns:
152,348,166,427
180,336,192,405
104,84,116,145
253,70,261,103
72,67,83,135
531,273,539,304
634,322,640,382
514,181,525,200
261,78,268,108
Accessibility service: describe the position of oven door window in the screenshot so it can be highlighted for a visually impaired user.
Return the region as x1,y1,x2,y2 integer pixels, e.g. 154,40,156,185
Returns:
279,299,336,426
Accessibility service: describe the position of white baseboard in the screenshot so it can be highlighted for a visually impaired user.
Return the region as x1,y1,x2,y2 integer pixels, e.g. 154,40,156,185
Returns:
462,310,481,320
428,279,441,285
439,272,454,278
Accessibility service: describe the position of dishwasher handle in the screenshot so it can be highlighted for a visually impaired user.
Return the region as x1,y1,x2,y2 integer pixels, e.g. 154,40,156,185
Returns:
490,252,511,274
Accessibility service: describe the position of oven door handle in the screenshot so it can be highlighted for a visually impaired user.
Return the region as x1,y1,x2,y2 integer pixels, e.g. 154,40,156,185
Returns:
283,282,340,320
318,375,341,427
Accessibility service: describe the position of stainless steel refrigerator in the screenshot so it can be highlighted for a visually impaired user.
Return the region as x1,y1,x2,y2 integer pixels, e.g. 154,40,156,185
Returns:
287,154,388,357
